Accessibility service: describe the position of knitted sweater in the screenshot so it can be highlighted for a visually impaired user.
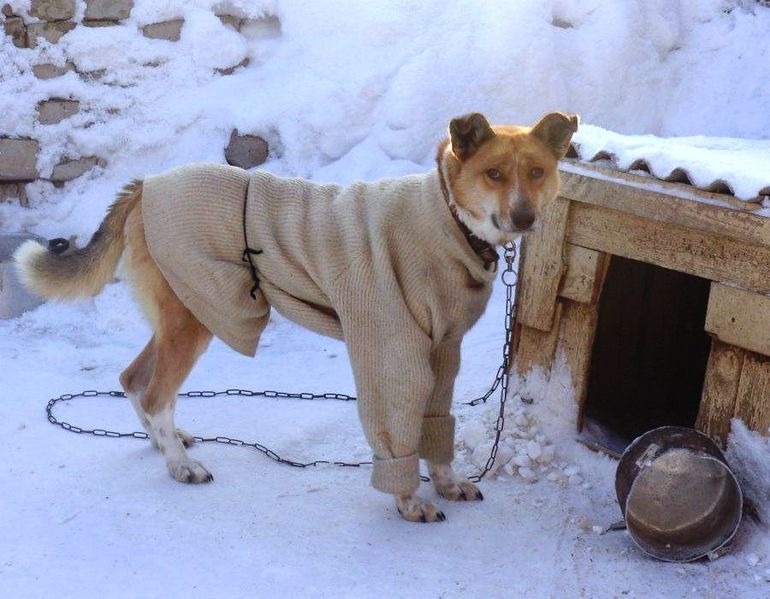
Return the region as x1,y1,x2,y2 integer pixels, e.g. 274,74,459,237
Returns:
142,163,497,494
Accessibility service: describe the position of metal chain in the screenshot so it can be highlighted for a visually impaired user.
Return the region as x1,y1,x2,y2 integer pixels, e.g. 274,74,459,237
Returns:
466,242,518,482
45,243,519,483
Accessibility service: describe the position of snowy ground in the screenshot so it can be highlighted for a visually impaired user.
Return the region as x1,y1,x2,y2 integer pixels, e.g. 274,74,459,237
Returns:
2,1,770,597
2,281,769,598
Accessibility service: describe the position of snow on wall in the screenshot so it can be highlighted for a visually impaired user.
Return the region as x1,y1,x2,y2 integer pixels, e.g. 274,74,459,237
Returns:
2,0,770,240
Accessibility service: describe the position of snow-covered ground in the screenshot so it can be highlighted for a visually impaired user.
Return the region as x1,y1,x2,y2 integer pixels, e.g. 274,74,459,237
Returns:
2,1,770,597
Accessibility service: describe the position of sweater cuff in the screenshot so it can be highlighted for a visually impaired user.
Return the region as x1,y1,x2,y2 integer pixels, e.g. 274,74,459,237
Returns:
419,415,456,463
371,453,420,494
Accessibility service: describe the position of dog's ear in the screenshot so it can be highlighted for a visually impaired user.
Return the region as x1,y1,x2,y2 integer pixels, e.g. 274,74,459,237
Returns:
449,113,495,161
531,112,579,159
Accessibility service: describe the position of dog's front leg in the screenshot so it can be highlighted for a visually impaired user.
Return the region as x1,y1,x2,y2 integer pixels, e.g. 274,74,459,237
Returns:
421,340,484,502
428,463,484,501
342,317,447,522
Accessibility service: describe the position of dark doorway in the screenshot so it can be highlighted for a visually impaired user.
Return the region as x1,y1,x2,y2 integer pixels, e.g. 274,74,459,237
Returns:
582,255,712,447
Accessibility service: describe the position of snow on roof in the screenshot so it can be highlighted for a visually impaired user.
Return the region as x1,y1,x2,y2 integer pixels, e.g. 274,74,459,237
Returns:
568,125,770,203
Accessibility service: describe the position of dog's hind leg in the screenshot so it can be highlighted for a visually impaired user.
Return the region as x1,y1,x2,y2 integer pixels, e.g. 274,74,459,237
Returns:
119,336,195,449
121,200,212,482
140,309,212,483
120,337,158,443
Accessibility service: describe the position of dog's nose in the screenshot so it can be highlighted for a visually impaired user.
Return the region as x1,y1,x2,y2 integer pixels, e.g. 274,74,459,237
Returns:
511,207,535,231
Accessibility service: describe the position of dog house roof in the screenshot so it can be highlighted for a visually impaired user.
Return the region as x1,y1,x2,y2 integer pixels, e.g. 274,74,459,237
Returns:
566,124,770,205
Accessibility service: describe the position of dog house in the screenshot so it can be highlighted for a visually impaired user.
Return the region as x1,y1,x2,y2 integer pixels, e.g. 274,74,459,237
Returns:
512,149,770,450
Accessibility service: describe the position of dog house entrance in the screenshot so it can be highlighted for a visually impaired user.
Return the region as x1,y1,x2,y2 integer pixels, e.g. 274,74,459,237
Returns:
581,255,712,450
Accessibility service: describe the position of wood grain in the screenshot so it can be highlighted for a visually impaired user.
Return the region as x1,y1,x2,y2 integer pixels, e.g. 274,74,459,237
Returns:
735,352,770,435
566,202,770,294
558,244,609,304
705,283,770,357
695,340,744,446
559,165,770,245
516,197,570,331
558,299,601,431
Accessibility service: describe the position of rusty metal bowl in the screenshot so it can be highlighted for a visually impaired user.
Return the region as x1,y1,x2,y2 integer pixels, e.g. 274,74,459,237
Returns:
615,426,743,562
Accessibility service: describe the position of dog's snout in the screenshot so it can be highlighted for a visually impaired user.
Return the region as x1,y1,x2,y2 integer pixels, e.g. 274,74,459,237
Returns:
511,207,535,231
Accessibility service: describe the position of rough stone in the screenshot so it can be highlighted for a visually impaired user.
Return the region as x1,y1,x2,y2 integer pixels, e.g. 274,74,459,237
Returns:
224,130,268,169
142,19,184,41
240,15,281,40
217,57,250,76
82,19,120,27
37,99,80,125
51,156,101,182
3,17,25,48
0,139,40,181
32,62,73,79
0,183,28,205
79,68,107,81
217,14,242,31
84,0,133,21
29,0,75,21
26,20,75,46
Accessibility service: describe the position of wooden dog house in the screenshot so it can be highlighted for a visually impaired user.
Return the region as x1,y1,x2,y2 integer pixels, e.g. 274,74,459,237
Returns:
512,158,770,448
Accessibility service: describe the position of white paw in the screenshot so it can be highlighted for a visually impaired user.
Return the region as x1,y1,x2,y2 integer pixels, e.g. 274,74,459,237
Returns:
175,428,196,448
168,459,213,484
434,479,484,501
151,428,195,450
395,494,446,523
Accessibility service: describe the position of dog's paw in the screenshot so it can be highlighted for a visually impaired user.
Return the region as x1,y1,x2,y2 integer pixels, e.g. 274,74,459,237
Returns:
150,428,194,450
176,428,196,448
395,494,446,523
168,459,213,484
434,479,484,502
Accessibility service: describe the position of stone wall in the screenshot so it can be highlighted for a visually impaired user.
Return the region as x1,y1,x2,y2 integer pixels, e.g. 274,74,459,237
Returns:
1,0,270,207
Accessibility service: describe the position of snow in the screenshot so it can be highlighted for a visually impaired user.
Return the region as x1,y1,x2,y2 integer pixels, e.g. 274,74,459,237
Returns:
571,125,770,201
2,0,770,597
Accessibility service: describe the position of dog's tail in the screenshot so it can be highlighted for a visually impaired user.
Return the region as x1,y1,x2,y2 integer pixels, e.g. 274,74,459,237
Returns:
14,181,143,300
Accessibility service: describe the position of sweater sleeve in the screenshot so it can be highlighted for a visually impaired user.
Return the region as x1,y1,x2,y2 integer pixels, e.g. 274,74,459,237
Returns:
332,257,435,495
419,339,461,464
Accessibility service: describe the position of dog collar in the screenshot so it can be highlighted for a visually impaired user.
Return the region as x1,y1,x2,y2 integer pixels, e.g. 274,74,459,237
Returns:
435,166,499,269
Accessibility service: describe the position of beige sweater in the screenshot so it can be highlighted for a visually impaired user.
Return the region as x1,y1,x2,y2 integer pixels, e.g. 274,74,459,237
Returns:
143,163,497,494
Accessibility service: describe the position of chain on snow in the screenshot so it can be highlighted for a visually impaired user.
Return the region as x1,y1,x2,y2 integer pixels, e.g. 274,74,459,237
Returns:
45,243,519,483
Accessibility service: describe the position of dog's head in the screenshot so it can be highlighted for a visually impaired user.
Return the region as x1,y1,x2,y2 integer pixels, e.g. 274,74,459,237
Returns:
438,111,578,246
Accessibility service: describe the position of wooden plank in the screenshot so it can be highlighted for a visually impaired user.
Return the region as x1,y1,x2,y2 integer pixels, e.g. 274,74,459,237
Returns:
516,197,570,331
558,244,609,304
566,202,770,294
705,283,770,357
734,352,770,435
695,340,745,446
559,164,770,246
514,303,563,377
557,299,600,430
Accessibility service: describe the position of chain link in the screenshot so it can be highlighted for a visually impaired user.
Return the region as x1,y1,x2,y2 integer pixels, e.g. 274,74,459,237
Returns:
45,243,518,483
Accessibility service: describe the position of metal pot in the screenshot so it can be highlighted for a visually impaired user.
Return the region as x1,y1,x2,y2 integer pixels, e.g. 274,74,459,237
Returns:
0,233,44,319
615,426,743,562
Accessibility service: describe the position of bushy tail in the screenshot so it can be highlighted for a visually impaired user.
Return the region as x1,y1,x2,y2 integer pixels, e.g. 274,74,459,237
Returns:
14,181,143,300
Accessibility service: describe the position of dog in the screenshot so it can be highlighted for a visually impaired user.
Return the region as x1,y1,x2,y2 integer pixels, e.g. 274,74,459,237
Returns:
15,112,577,522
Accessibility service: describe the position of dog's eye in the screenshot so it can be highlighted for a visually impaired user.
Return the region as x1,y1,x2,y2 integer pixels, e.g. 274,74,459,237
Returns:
530,166,544,179
486,168,502,181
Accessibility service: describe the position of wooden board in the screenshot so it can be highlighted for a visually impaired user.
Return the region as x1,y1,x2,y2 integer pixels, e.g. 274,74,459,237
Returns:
695,340,744,446
705,283,770,357
559,164,770,246
566,202,770,295
558,299,601,430
514,303,563,376
516,197,570,331
734,352,770,435
558,244,609,304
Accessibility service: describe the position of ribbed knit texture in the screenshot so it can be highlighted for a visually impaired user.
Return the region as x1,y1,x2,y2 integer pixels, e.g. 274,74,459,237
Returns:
143,163,497,494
